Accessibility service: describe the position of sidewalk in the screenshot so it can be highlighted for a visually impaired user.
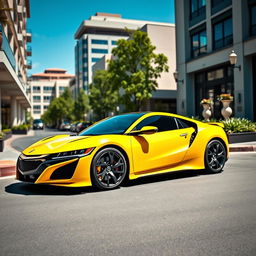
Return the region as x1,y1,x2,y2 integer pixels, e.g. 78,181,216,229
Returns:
0,132,255,178
0,130,34,178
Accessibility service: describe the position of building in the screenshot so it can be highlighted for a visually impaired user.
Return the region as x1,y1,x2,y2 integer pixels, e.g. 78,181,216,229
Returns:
175,0,256,120
0,0,32,130
92,24,177,113
141,24,177,112
74,13,175,99
29,68,75,119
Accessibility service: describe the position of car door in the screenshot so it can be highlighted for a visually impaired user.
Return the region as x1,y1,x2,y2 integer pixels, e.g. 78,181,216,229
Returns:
130,115,194,175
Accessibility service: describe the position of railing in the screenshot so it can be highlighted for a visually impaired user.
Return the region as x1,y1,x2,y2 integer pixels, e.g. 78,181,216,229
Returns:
0,25,16,71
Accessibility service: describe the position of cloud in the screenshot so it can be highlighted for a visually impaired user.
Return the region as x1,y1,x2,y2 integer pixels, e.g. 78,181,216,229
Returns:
32,62,40,69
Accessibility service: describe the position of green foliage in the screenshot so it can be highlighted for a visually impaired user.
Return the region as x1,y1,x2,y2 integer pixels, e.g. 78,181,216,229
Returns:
25,111,33,125
108,30,169,111
3,129,11,133
221,118,256,133
0,132,3,139
89,70,119,120
12,124,28,130
74,89,90,121
42,88,74,127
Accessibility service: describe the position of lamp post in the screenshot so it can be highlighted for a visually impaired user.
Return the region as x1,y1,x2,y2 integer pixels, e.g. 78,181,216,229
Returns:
173,70,184,84
229,50,241,71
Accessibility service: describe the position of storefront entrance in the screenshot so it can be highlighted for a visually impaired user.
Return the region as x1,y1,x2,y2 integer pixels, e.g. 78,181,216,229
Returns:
195,64,234,119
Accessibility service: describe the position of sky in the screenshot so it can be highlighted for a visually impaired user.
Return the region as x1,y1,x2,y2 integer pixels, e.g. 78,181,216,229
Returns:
28,0,175,76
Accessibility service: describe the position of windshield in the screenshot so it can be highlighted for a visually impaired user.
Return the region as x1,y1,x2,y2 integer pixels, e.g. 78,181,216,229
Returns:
33,119,43,124
79,113,146,136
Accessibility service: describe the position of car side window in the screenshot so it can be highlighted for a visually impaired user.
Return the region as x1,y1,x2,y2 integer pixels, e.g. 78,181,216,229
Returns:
176,118,196,129
134,115,178,132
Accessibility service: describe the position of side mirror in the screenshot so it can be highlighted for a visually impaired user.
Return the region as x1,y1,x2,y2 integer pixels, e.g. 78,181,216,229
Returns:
129,126,158,135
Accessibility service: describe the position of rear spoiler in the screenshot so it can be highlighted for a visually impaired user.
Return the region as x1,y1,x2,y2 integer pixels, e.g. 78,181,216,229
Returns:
208,122,224,128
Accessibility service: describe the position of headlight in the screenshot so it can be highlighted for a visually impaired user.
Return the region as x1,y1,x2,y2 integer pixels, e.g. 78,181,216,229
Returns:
52,148,95,159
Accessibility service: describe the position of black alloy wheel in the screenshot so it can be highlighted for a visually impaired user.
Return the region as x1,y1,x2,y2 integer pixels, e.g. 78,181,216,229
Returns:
205,140,226,173
91,148,127,189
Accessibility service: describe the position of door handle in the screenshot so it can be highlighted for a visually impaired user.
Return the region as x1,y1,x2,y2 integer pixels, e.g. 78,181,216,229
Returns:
180,133,188,138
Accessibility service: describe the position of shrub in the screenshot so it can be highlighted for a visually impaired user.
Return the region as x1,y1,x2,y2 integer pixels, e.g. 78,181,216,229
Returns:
12,124,28,131
221,118,256,133
3,129,11,133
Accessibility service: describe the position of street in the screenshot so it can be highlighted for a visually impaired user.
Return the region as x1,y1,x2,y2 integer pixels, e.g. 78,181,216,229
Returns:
0,130,255,255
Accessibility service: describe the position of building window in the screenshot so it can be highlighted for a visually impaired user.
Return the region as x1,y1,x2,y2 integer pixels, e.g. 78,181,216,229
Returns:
43,86,54,92
33,86,40,92
190,0,206,20
211,0,232,15
191,30,207,58
43,106,48,110
213,17,233,50
91,48,108,54
33,105,41,110
43,96,52,102
91,39,108,45
33,96,41,102
59,87,66,91
92,57,101,63
250,5,256,36
112,40,117,45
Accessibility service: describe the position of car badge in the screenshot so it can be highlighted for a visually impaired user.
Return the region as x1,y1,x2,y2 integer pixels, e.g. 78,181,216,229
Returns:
29,149,35,153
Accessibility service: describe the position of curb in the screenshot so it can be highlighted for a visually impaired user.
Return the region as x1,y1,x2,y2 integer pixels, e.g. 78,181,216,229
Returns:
229,145,256,152
0,160,16,177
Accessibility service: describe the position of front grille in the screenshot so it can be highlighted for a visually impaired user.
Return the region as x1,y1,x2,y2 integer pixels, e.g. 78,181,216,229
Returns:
18,159,43,172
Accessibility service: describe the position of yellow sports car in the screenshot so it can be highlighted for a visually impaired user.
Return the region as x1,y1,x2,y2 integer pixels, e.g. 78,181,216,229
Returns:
16,112,229,189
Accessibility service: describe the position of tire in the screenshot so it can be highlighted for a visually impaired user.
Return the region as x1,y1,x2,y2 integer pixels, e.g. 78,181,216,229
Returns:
204,140,226,173
91,147,128,190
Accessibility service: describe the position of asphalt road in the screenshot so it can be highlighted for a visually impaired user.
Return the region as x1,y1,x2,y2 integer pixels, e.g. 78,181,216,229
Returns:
0,144,256,256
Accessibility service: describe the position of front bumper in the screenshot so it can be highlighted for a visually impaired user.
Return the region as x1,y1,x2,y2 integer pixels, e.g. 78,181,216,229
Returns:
16,153,93,187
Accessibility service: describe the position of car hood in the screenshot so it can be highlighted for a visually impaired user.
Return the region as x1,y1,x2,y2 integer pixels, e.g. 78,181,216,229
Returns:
22,135,94,155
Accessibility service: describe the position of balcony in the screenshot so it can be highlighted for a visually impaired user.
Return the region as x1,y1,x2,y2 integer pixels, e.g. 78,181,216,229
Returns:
26,31,32,42
26,60,32,69
26,45,32,56
0,25,16,70
17,33,23,46
17,5,23,20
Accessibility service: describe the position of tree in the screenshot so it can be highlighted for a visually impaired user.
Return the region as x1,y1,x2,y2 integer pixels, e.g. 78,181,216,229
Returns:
74,89,90,121
42,88,74,127
108,30,169,111
89,70,119,120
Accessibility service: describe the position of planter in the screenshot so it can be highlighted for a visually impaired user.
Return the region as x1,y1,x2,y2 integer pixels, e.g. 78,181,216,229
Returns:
12,129,28,135
3,131,12,140
0,139,4,152
221,100,232,120
228,132,256,144
202,103,212,121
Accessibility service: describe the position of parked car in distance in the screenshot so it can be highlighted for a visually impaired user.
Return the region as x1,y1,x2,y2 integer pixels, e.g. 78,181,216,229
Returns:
76,121,93,133
59,121,71,131
33,119,44,130
70,122,80,133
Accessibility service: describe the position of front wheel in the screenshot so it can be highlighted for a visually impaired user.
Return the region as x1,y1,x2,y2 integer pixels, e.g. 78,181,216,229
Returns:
91,148,127,190
204,140,226,173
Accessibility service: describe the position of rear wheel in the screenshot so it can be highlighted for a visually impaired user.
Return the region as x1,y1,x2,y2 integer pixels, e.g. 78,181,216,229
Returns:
91,148,127,190
205,140,226,173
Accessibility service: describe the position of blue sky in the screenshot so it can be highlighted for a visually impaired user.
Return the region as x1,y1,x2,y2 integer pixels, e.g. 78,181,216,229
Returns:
28,0,175,75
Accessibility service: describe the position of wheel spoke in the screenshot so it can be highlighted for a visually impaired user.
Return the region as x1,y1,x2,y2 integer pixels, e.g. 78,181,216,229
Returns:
106,174,110,187
114,158,124,168
108,152,114,164
109,171,117,184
